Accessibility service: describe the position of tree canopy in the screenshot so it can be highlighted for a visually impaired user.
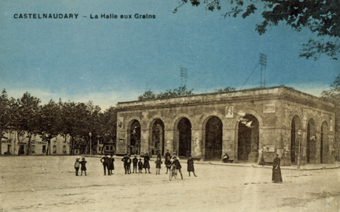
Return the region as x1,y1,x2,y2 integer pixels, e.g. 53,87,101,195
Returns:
175,0,340,60
321,74,340,105
0,90,117,155
138,85,236,101
138,85,194,101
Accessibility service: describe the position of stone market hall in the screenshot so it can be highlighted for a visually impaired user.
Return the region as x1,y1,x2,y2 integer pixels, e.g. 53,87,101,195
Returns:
116,86,339,166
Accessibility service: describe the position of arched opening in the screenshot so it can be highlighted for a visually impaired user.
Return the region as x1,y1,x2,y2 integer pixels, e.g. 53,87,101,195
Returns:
238,114,259,162
129,120,141,155
321,121,328,163
150,119,165,156
205,116,223,160
291,116,301,164
307,119,316,164
177,118,192,157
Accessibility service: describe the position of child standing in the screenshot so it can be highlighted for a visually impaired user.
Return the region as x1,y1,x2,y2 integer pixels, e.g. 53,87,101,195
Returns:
187,155,197,177
79,157,87,176
132,155,138,173
74,158,80,176
155,158,163,175
138,158,143,173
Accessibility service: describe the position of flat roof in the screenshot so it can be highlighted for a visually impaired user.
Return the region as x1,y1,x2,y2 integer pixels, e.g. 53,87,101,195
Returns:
116,86,334,111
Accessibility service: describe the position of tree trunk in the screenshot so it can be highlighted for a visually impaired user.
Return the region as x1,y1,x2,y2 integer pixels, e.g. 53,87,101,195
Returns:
15,131,21,155
0,127,2,155
26,133,32,155
46,139,50,155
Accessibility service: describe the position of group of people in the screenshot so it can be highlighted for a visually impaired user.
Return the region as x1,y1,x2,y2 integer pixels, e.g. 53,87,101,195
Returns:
73,149,198,179
100,154,115,175
74,157,88,176
74,150,281,184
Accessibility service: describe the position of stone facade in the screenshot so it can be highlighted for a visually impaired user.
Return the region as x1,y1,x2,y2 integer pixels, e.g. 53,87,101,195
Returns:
116,87,338,165
1,131,71,155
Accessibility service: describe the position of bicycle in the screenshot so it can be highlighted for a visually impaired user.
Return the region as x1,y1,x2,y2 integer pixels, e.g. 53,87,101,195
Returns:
169,164,177,181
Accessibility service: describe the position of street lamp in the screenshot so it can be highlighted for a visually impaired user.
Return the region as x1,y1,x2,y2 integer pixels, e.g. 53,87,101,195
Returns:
297,130,302,170
89,132,92,156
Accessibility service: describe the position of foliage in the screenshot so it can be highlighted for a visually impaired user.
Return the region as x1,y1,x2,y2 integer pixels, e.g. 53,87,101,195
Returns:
0,89,118,155
0,90,10,154
321,74,340,105
138,85,194,101
215,87,236,93
175,0,340,60
16,92,41,155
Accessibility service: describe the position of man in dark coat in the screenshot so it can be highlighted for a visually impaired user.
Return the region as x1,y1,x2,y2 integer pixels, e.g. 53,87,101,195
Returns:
272,154,282,183
222,153,229,163
100,154,110,176
126,155,132,174
121,154,130,174
143,153,151,174
156,150,162,161
108,154,115,175
164,149,171,160
132,155,138,173
187,155,197,177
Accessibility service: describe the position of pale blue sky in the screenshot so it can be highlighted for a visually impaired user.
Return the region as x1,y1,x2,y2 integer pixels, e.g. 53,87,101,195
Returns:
0,0,339,110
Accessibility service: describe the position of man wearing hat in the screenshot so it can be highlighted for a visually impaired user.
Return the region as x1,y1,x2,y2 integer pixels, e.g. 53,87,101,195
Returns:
121,154,130,174
132,155,138,173
100,154,110,176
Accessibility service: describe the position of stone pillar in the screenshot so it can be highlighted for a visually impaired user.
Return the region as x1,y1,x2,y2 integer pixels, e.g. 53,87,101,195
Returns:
140,129,149,155
164,129,174,154
315,132,321,164
300,130,307,165
223,128,236,160
191,128,203,158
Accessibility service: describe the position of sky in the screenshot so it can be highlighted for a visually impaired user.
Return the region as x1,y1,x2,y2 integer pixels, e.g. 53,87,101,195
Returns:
0,0,339,110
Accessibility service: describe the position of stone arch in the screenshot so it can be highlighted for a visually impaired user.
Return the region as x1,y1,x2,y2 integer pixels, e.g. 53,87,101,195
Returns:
199,112,226,130
321,121,328,163
149,118,165,156
127,119,141,155
145,116,166,130
237,114,259,162
202,115,223,160
307,118,316,164
173,116,192,157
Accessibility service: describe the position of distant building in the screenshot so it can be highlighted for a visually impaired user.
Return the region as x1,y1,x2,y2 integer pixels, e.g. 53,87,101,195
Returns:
1,131,71,155
116,86,339,165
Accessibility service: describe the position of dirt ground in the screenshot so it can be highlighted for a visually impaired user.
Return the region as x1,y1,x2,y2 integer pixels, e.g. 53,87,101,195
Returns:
0,156,340,212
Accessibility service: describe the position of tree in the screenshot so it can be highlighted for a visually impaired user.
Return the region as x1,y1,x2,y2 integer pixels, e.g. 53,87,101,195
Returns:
138,90,156,101
86,101,102,154
16,92,41,155
138,85,194,101
60,101,89,155
98,106,117,154
0,89,11,155
175,0,340,60
215,87,236,93
321,74,340,105
39,100,62,155
321,74,340,160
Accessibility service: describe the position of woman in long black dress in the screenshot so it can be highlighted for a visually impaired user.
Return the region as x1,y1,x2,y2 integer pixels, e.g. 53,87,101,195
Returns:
187,155,197,177
272,154,282,183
